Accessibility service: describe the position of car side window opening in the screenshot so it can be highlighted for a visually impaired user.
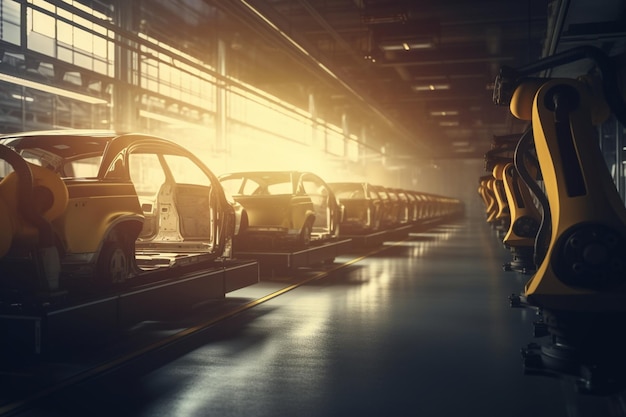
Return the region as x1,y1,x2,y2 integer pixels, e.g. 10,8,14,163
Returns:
0,160,13,177
65,156,102,178
266,181,291,195
219,178,240,196
129,153,166,199
164,154,209,186
17,150,51,169
242,179,262,195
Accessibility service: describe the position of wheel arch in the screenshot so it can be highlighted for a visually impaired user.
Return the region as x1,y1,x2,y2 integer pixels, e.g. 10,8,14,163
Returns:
95,214,143,264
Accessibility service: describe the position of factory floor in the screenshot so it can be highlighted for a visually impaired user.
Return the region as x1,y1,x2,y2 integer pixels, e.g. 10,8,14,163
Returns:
20,215,625,417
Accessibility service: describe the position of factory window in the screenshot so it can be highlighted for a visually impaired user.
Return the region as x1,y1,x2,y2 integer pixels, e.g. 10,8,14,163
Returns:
346,135,359,162
229,84,315,147
138,33,217,112
4,1,365,166
0,0,20,45
324,127,345,157
27,0,114,76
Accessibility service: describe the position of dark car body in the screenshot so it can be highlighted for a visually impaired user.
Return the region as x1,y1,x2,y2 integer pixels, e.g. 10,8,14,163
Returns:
371,185,399,228
402,190,420,223
328,182,383,234
0,130,236,288
219,171,341,248
389,188,411,225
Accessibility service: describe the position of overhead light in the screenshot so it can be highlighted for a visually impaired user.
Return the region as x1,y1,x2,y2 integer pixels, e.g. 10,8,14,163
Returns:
364,54,377,63
11,93,34,102
0,72,108,104
452,141,470,147
439,121,459,127
430,110,459,117
412,84,450,92
379,41,435,52
372,19,439,56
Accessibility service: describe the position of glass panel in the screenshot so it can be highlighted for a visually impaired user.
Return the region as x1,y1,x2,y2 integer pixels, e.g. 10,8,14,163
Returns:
1,0,21,45
57,21,73,44
32,9,55,37
28,31,54,55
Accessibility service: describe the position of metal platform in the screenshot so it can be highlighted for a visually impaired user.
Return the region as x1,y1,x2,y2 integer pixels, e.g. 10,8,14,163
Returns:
0,259,259,357
341,224,416,247
236,238,352,277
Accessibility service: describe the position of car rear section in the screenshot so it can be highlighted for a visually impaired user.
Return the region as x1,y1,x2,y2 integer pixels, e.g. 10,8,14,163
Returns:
54,179,144,280
231,193,315,247
339,198,376,233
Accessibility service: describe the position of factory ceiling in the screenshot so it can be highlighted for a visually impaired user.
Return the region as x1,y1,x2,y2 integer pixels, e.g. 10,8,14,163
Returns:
206,0,626,160
139,0,626,160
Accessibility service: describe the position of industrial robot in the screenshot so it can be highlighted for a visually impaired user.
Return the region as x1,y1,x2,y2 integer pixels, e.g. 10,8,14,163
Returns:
484,151,511,237
478,175,496,219
493,45,626,394
484,134,541,273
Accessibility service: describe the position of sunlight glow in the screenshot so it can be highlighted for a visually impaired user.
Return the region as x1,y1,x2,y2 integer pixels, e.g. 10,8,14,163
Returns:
16,0,397,186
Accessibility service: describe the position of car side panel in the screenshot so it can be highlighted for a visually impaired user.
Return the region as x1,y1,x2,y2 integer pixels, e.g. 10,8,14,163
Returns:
233,194,314,236
55,181,143,255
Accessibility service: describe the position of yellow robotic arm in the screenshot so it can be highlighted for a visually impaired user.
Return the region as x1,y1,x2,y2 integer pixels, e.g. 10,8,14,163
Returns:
502,162,541,249
493,46,626,393
510,77,626,311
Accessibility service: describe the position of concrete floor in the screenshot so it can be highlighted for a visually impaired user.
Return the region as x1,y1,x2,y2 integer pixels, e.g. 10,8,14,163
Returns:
21,215,626,417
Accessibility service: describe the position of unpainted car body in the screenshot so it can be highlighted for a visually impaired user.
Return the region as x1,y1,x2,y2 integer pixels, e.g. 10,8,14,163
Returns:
371,185,400,228
328,182,383,234
402,190,421,223
219,171,341,248
0,130,237,289
388,188,411,225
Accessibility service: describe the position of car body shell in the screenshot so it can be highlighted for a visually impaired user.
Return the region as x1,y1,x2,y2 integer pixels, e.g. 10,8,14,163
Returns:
219,170,341,248
391,188,416,225
386,188,409,225
328,182,383,234
371,185,400,228
0,130,236,284
402,190,420,223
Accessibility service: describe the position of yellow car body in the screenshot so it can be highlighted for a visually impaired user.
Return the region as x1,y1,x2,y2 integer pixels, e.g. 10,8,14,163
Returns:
219,171,341,248
0,130,235,289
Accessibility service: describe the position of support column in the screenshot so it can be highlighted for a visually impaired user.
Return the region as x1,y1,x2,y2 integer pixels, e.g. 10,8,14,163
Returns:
308,90,318,146
216,37,227,153
113,0,137,132
342,111,349,158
